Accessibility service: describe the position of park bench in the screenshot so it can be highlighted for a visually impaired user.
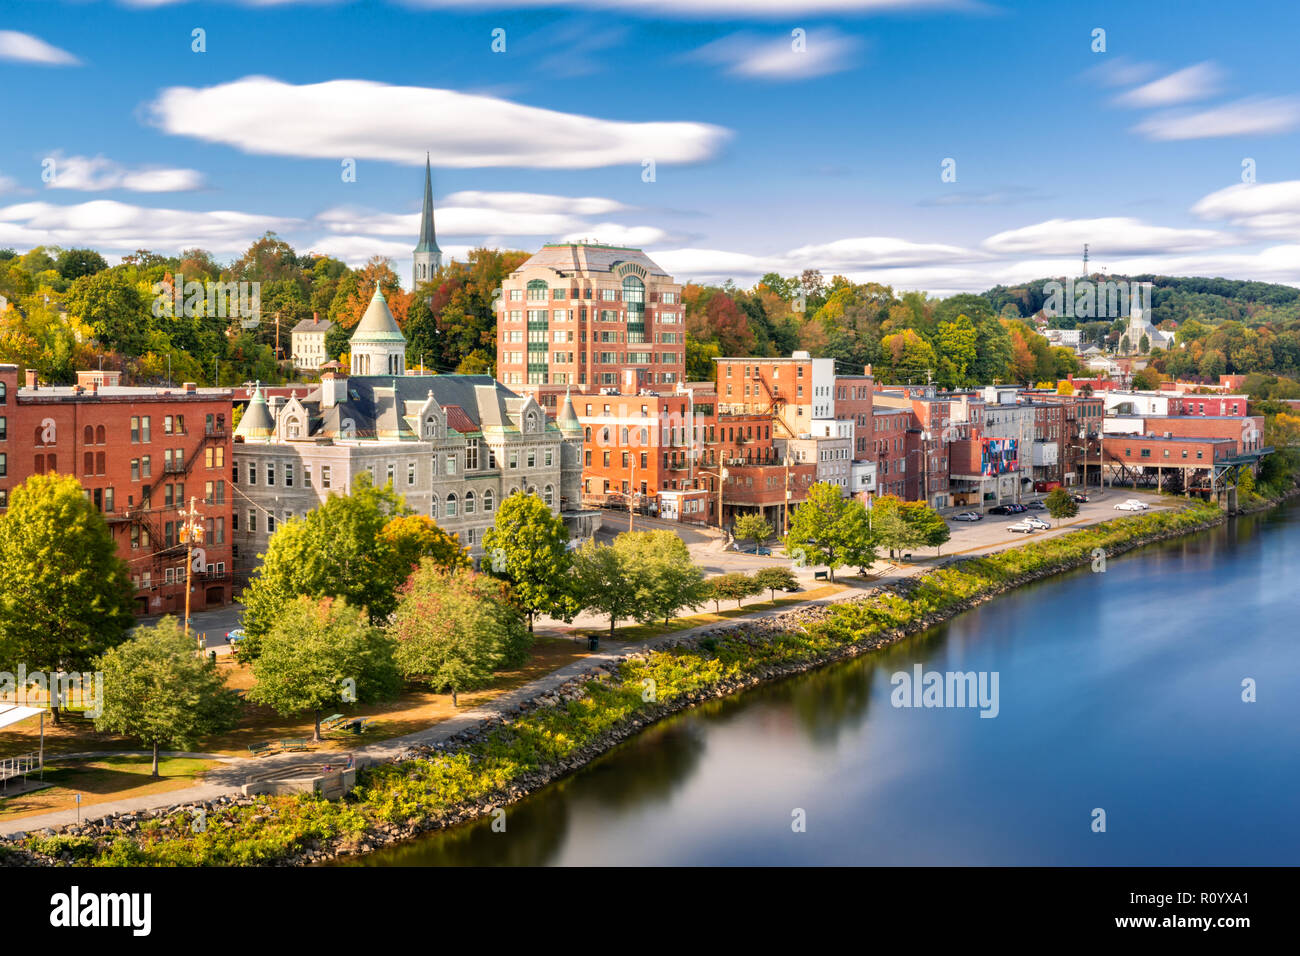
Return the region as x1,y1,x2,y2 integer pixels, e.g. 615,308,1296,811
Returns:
814,570,828,580
320,713,346,731
247,741,277,757
280,738,310,752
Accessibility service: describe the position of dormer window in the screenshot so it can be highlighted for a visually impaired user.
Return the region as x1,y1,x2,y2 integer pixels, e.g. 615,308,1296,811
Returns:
286,418,301,439
424,417,438,439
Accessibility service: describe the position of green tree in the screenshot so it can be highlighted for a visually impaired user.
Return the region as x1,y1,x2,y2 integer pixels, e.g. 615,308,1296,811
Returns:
753,566,799,604
615,530,709,625
239,474,411,653
56,248,108,281
1044,487,1079,525
732,512,773,551
708,572,762,610
904,500,951,554
784,482,877,581
0,474,134,721
481,491,575,631
570,539,641,642
390,563,530,705
379,514,469,586
248,596,399,741
95,618,241,776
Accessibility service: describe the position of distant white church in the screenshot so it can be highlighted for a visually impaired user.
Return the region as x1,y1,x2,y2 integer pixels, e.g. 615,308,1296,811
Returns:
1118,307,1175,354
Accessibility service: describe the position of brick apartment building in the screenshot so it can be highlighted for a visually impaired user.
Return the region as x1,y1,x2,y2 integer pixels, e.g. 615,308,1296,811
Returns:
0,364,234,616
496,242,685,411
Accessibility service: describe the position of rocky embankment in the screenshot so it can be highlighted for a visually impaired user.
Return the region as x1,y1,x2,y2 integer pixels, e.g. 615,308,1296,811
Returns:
0,499,1258,866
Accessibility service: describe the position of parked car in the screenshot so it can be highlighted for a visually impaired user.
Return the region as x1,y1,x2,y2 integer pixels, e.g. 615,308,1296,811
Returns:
1024,516,1050,530
1113,501,1145,511
1007,520,1037,533
1072,493,1090,503
1025,500,1046,510
952,511,983,522
1124,498,1149,509
1007,503,1027,513
988,505,1014,515
226,628,246,644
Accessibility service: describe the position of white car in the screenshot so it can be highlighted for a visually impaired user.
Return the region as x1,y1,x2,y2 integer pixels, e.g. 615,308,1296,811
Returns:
1023,516,1050,530
1007,520,1038,533
1113,500,1146,511
1124,498,1150,509
951,511,983,522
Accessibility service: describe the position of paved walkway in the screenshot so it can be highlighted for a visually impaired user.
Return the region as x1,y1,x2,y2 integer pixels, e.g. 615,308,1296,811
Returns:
0,573,896,837
0,491,1183,837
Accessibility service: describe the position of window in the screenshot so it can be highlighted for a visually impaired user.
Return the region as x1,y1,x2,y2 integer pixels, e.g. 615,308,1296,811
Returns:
304,464,312,488
483,489,494,513
141,417,151,443
430,494,439,519
544,450,553,467
446,454,457,475
131,416,140,442
466,439,479,470
509,452,518,469
248,462,257,485
321,465,331,489
267,514,276,533
464,491,475,515
527,451,536,468
544,485,554,507
446,493,458,517
248,510,256,533
266,463,275,485
407,461,416,486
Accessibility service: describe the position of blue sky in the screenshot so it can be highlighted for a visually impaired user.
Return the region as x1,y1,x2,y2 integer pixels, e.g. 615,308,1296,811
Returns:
1,0,1298,293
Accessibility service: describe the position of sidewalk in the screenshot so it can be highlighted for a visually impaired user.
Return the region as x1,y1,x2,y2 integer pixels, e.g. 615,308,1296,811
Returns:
0,571,901,838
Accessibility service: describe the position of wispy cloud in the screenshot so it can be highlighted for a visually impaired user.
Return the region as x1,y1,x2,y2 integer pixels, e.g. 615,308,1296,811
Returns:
43,153,205,192
1192,180,1300,239
691,28,864,80
1133,96,1300,140
146,76,730,169
1114,61,1223,107
982,217,1234,256
0,30,80,66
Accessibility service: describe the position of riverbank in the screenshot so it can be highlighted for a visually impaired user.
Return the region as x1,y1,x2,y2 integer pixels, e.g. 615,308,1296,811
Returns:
0,498,1246,867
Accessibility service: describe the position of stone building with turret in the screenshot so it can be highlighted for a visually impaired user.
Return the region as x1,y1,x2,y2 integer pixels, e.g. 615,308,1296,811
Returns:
230,291,595,581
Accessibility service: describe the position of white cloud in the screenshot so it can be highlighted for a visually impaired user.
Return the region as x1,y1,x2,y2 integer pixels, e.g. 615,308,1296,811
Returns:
1114,61,1223,107
1081,56,1157,89
1192,180,1300,239
120,0,965,14
314,202,642,239
44,153,205,192
0,31,80,66
442,191,628,216
692,28,863,80
560,223,672,246
982,217,1234,256
0,199,298,255
785,235,979,268
147,76,730,169
1133,96,1300,140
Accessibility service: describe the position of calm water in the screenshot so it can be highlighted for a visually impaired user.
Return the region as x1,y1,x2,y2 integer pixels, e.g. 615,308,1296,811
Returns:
346,504,1300,866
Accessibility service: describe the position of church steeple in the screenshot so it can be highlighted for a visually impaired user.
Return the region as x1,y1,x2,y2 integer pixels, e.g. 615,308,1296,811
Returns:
412,154,442,290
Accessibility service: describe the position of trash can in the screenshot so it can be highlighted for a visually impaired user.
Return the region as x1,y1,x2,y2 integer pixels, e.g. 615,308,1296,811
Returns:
209,650,217,663
587,635,599,651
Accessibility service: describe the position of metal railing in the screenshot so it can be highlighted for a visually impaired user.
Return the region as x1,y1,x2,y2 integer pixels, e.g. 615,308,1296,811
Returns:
0,752,40,786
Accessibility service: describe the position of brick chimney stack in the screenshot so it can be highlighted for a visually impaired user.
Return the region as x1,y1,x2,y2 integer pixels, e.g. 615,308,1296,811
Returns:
25,369,36,388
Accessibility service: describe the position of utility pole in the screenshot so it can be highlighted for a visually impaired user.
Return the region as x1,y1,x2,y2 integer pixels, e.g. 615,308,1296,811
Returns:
177,496,206,641
628,452,636,532
783,454,791,537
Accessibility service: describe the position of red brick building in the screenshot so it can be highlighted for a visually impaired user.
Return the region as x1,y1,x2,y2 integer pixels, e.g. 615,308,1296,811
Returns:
0,364,235,616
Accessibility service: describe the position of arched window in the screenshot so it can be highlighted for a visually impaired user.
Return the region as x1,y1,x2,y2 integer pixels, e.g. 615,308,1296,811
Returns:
639,427,649,446
287,418,301,439
425,417,438,439
621,427,629,444
601,427,610,444
96,425,105,444
430,494,440,519
526,410,538,432
584,426,592,441
510,487,520,498
464,491,475,515
84,425,94,445
0,380,6,404
483,489,494,513
526,278,548,301
446,493,458,517
543,484,554,507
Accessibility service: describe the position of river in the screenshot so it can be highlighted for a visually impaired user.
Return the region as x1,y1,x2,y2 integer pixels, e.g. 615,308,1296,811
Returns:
342,503,1300,866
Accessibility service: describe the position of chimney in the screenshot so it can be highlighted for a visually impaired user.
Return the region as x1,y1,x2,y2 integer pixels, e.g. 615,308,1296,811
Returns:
183,381,197,394
25,369,36,388
312,311,319,323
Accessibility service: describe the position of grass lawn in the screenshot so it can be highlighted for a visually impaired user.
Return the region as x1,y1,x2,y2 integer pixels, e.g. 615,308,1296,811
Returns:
0,755,219,822
572,583,847,643
0,636,590,761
